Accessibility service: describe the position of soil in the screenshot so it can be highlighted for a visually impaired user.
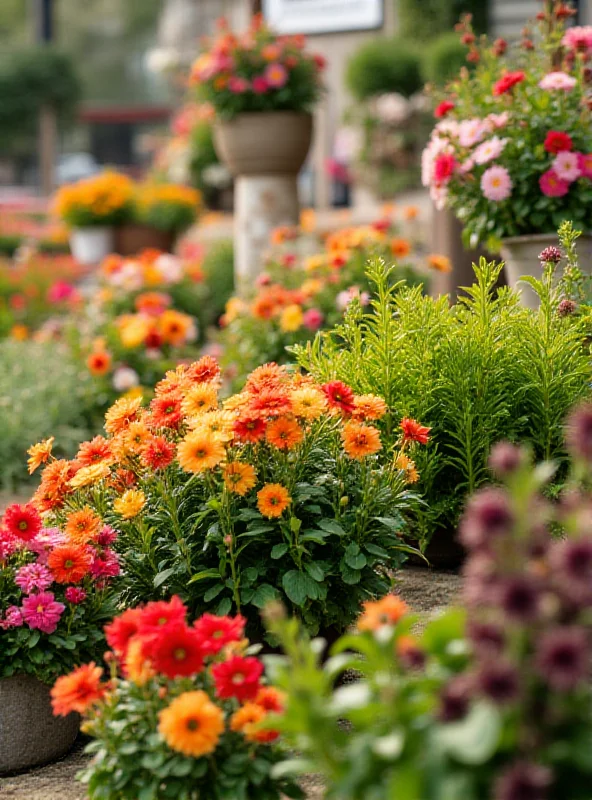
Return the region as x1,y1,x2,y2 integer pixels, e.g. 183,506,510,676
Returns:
0,567,460,800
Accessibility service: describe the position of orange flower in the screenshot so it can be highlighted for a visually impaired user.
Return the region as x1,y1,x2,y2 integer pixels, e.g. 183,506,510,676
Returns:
27,437,54,474
181,382,219,417
255,686,286,713
158,691,224,757
390,238,411,258
10,324,29,341
257,484,291,518
427,254,452,273
341,421,382,460
188,410,235,442
223,462,257,496
230,702,275,743
47,543,93,584
119,420,152,456
265,417,303,451
404,205,419,221
33,459,74,511
87,349,112,376
77,436,113,467
395,452,419,484
177,430,225,473
124,637,155,685
65,507,102,543
113,489,146,519
357,595,409,632
51,663,105,716
245,363,287,395
352,395,387,421
159,309,192,346
105,395,143,435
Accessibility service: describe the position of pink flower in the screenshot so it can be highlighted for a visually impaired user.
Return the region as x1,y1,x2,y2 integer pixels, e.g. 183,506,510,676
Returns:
90,549,120,581
96,525,118,547
458,118,487,148
47,281,76,304
481,165,512,201
433,153,457,186
473,136,509,165
539,169,570,197
252,75,269,94
0,606,24,629
487,112,510,130
562,26,592,56
578,152,592,179
553,151,582,182
28,528,66,564
264,62,288,89
0,529,20,562
539,71,577,91
15,563,53,594
228,76,250,94
303,308,324,331
64,587,87,605
21,591,65,634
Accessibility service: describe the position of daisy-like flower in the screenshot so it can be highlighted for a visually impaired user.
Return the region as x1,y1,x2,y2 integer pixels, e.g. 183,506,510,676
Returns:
14,563,53,594
76,436,113,467
481,165,513,201
64,587,87,605
124,637,155,686
400,418,431,445
255,686,286,713
105,607,143,656
289,386,327,420
113,489,146,519
193,613,246,655
279,304,304,332
552,151,582,183
3,503,42,542
86,349,112,376
427,254,452,273
180,382,218,417
352,394,387,421
177,431,226,473
342,421,382,459
473,136,508,165
51,663,105,716
245,363,288,394
539,168,570,197
21,591,65,634
222,462,257,496
257,483,291,518
158,691,224,757
150,392,183,429
264,61,288,88
47,543,93,584
27,437,54,474
65,507,102,544
539,71,577,91
140,435,176,470
233,415,267,443
357,595,409,632
185,355,221,385
395,452,419,483
68,462,111,489
458,118,488,147
230,702,277,742
119,421,152,456
150,623,205,677
105,395,142,435
322,380,355,415
248,388,292,418
212,654,263,702
535,627,589,691
137,596,187,637
187,410,235,442
266,417,303,450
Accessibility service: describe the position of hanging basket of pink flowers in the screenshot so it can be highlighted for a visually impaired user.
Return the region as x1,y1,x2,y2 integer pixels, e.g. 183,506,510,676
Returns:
422,2,592,300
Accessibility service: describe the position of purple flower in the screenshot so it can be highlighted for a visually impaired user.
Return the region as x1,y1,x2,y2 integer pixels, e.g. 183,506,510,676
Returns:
462,553,499,607
14,563,53,594
535,627,589,691
538,245,562,264
459,487,515,550
0,605,24,629
477,659,520,705
21,591,65,635
498,575,540,622
64,586,87,605
489,442,527,477
565,402,592,463
550,537,592,606
438,675,473,722
494,761,552,800
468,620,505,655
557,298,577,317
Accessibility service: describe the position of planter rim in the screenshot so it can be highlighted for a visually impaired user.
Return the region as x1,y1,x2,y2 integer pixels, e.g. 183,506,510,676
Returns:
216,110,313,124
501,232,592,245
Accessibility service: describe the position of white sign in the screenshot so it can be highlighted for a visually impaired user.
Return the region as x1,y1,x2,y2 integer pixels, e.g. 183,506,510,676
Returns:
262,0,384,35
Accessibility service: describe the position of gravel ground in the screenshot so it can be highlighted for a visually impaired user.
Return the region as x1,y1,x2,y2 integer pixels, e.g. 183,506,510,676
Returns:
0,567,460,800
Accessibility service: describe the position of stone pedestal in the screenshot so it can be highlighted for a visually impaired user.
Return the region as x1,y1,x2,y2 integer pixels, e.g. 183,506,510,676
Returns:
234,174,300,296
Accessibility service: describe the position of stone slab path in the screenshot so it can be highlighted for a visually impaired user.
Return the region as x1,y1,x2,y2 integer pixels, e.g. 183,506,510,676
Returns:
0,567,461,800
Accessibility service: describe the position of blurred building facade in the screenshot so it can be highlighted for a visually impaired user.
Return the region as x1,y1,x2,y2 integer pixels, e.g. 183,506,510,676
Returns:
491,0,590,35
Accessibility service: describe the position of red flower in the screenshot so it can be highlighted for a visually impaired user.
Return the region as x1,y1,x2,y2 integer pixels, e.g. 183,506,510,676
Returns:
233,416,267,443
493,70,525,96
149,393,183,429
185,356,221,384
193,613,246,656
248,389,292,418
322,381,355,415
150,623,205,678
400,418,431,445
434,100,455,118
105,607,143,656
212,655,263,702
544,131,573,154
433,153,457,186
138,595,187,638
3,503,42,542
141,435,176,470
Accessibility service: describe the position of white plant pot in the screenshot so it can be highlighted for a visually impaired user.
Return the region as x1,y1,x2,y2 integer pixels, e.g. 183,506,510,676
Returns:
501,233,592,309
70,226,114,265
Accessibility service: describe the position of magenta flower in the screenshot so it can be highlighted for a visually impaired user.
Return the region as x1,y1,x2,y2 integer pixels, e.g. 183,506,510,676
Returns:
47,281,76,304
535,627,589,691
228,76,250,94
21,591,65,634
578,152,592,179
303,308,324,331
539,169,570,197
264,62,288,89
64,586,87,605
96,525,118,547
0,606,24,629
481,165,512,201
91,549,120,580
552,151,582,183
15,563,53,594
252,75,269,94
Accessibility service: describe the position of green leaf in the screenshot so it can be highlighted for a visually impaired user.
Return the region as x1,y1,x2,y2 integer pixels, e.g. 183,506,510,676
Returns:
436,701,501,765
216,597,232,615
364,543,389,558
204,583,225,602
153,567,176,588
241,567,258,585
317,519,346,536
344,543,367,570
340,563,362,584
251,584,278,608
375,515,404,533
282,570,319,605
304,562,325,582
271,543,289,559
188,569,222,585
27,630,41,649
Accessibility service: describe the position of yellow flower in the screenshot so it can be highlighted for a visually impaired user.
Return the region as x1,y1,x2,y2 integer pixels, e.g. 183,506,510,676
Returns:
279,304,303,333
427,254,452,273
114,489,146,519
304,254,326,272
223,462,257,496
300,278,323,298
27,437,54,474
10,324,29,341
187,410,235,441
118,315,152,349
181,383,219,417
300,208,316,232
69,462,111,489
223,297,248,324
124,638,155,686
395,452,419,484
177,431,226,473
290,387,327,420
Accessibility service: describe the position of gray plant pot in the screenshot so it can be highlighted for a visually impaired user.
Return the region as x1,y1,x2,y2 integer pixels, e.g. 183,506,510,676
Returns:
0,674,79,775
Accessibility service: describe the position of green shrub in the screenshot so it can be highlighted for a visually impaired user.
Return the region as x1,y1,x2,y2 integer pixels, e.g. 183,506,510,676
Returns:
398,0,488,42
0,235,21,258
346,39,423,99
295,258,591,544
200,238,234,329
189,120,219,195
423,32,471,86
0,340,96,489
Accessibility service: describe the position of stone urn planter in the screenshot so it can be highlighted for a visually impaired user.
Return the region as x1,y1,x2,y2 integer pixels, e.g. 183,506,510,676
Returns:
213,111,313,294
501,233,592,308
115,223,176,256
0,674,79,774
69,226,114,266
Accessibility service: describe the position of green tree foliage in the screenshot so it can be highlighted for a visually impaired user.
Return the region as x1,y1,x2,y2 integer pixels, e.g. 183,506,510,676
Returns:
398,0,488,42
423,32,472,86
346,39,423,99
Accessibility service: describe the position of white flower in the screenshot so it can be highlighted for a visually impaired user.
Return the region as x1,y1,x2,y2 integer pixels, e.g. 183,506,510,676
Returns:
112,366,140,393
374,93,411,124
473,136,509,165
154,254,183,284
458,118,487,148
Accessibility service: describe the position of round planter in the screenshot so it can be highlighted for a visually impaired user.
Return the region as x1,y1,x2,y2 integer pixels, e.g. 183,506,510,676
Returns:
213,112,313,176
0,674,79,774
69,226,114,265
115,224,176,256
501,233,592,308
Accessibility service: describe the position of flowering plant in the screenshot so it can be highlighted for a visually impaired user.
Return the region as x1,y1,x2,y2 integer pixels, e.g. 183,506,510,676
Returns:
269,402,592,800
422,3,592,247
190,15,324,118
53,171,134,227
51,597,303,800
0,495,118,683
133,182,202,233
37,356,424,639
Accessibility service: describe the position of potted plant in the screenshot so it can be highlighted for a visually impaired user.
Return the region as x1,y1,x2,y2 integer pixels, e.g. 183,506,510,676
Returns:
51,598,303,799
115,182,202,256
53,171,134,265
0,491,118,773
422,3,592,305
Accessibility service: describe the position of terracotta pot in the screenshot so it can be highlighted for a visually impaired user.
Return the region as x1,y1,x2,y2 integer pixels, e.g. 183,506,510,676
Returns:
214,112,313,176
0,674,79,774
501,232,592,308
115,224,176,256
69,226,114,265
